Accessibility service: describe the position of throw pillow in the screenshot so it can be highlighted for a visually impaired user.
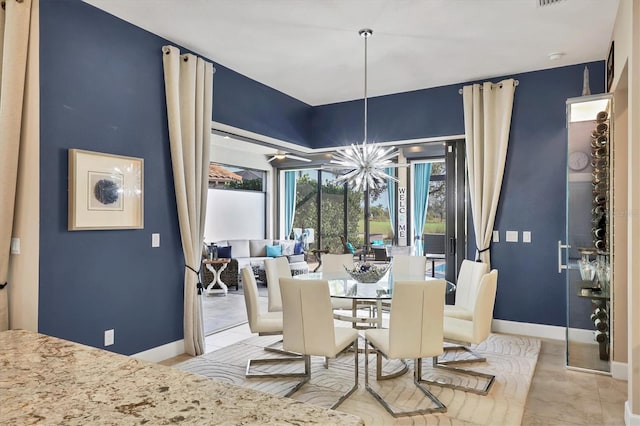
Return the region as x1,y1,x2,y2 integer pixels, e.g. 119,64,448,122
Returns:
372,239,384,246
346,242,356,254
280,241,296,256
266,244,282,257
217,246,232,259
294,241,304,255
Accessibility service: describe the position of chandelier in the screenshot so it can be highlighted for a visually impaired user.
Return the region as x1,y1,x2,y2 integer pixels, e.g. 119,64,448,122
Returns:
331,29,398,192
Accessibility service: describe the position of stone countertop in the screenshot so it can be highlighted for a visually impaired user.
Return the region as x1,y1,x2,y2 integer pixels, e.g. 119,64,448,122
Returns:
0,330,363,425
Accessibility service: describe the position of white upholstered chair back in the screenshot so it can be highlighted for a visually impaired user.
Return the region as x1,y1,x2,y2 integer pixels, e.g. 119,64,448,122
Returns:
388,280,446,359
279,278,339,358
322,253,354,279
241,266,262,334
264,257,291,312
452,260,489,316
471,269,498,343
391,255,427,281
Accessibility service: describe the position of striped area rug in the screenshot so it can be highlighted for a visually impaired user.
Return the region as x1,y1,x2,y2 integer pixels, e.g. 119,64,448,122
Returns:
175,332,540,425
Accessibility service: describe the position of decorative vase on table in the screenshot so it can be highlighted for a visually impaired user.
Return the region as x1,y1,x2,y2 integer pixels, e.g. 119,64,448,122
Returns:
344,262,390,283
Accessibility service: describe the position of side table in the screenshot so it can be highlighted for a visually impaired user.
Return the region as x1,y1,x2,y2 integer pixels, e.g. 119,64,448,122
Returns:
202,258,231,296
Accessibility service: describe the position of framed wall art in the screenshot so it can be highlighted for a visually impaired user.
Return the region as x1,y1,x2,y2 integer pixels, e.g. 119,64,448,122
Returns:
68,149,144,230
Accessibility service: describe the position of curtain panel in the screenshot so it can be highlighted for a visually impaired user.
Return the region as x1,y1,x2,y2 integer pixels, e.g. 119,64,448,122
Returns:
463,79,516,267
412,163,432,256
162,45,214,356
283,171,297,239
0,0,34,331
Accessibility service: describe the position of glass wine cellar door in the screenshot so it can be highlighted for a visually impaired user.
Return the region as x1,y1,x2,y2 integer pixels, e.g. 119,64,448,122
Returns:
564,93,613,373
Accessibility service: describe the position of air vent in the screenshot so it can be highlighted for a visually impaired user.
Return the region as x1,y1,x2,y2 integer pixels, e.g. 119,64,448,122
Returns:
538,0,564,6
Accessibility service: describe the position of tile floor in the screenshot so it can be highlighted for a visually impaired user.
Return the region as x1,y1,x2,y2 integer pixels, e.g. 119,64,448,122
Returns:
162,325,628,425
521,338,626,425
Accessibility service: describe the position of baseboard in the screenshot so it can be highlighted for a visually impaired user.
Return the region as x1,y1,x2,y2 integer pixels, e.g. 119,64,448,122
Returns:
492,319,565,340
611,361,628,381
625,401,640,425
131,339,185,363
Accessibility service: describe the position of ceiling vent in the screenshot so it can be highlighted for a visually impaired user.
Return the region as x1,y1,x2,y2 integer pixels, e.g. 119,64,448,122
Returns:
538,0,565,6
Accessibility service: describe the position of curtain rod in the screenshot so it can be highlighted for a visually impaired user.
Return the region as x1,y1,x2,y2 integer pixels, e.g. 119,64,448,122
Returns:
458,79,519,94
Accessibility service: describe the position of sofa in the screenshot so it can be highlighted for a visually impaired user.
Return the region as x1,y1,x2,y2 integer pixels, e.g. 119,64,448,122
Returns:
205,239,307,289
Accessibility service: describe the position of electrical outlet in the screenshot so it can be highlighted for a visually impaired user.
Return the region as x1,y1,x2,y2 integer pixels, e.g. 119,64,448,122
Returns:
492,230,499,243
152,233,160,247
523,231,532,243
104,329,114,346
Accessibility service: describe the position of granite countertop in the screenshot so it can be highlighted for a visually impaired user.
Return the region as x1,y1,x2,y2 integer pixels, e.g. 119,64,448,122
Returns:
0,330,363,425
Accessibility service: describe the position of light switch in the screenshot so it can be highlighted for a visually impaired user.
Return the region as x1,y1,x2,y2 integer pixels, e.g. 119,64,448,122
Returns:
505,231,519,242
10,238,20,254
492,230,499,243
523,231,531,243
152,233,160,247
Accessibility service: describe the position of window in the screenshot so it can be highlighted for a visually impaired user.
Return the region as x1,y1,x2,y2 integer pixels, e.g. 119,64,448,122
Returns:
208,163,265,192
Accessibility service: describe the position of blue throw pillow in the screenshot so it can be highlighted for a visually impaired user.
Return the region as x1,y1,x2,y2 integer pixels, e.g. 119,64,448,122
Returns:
294,241,304,255
266,244,282,257
346,242,356,254
217,246,232,259
372,240,384,246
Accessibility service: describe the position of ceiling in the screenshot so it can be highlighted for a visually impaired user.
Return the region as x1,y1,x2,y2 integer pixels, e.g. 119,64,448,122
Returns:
84,0,619,107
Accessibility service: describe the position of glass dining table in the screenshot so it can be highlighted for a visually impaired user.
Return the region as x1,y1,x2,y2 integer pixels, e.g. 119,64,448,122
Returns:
294,271,456,329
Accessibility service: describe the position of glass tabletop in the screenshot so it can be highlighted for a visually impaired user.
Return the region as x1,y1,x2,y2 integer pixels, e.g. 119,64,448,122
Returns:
294,271,455,300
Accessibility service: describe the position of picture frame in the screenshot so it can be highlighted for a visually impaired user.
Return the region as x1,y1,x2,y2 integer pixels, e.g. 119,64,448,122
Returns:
68,149,144,230
606,40,614,92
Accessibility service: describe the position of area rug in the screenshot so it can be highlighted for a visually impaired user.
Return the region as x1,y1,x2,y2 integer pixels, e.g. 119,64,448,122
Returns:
175,332,540,425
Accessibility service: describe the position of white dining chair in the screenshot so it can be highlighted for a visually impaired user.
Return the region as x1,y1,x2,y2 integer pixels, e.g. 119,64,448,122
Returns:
444,259,489,320
423,269,498,395
279,277,360,409
264,257,291,312
364,279,447,417
391,254,427,281
240,267,304,378
321,253,356,311
441,259,490,365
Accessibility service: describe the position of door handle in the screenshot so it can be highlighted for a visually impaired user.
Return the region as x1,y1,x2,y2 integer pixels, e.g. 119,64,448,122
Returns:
558,240,571,273
449,237,455,255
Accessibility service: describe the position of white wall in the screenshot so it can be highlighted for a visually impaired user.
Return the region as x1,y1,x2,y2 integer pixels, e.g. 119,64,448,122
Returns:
208,135,274,240
204,189,265,241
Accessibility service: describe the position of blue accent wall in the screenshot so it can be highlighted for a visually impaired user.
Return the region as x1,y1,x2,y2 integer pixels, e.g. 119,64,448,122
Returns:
39,1,604,353
312,84,462,148
213,63,312,147
39,0,311,355
311,62,605,326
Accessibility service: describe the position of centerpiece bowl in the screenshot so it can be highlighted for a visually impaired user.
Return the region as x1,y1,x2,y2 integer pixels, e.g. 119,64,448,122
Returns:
344,262,390,283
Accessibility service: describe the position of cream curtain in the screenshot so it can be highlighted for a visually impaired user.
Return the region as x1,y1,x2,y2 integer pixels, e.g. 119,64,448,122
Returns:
162,45,213,356
463,79,516,267
0,0,34,331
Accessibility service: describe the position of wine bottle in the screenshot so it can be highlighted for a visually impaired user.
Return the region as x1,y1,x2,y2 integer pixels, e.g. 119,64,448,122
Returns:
594,318,608,332
595,331,608,343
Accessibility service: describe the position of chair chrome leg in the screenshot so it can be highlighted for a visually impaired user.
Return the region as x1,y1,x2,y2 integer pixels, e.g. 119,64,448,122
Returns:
419,356,495,396
245,354,307,379
331,339,359,409
264,338,301,357
366,340,409,381
283,355,311,397
364,339,447,417
436,344,487,365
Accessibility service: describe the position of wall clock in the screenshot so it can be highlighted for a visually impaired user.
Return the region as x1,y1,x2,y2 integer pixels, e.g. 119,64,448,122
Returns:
569,151,590,171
